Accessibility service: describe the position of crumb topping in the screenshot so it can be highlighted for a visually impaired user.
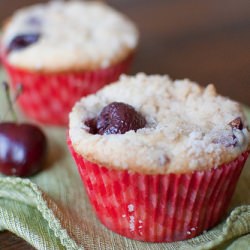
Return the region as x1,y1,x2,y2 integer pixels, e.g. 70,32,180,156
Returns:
69,73,250,174
1,1,138,72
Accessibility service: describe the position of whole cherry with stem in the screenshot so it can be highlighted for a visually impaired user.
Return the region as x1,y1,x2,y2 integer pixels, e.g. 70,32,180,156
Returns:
0,81,47,177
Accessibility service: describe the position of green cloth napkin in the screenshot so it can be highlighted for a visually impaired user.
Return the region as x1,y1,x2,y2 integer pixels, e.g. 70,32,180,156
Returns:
0,71,250,249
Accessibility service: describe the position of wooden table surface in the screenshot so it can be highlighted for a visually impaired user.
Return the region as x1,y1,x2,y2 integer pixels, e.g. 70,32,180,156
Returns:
0,0,250,249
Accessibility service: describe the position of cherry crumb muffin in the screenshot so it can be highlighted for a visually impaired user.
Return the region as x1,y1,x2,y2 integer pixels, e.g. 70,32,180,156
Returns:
0,1,138,125
68,73,250,242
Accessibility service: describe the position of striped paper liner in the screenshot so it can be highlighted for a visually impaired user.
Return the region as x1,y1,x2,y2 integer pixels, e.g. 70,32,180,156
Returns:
2,55,133,125
68,139,249,242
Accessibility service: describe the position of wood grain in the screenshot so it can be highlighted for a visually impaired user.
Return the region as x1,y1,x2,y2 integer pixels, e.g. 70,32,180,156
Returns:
0,0,250,249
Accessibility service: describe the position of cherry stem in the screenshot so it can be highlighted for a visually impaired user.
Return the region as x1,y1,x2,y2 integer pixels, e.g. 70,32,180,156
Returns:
2,81,22,122
13,84,23,102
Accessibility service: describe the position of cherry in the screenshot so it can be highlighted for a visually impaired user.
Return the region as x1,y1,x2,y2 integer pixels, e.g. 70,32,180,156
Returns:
0,122,47,177
213,117,245,147
7,33,40,53
0,81,47,177
85,118,98,135
229,117,243,130
85,102,146,135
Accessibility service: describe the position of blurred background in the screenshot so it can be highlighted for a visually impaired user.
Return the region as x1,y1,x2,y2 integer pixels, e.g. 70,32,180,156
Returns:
0,0,250,104
0,0,250,248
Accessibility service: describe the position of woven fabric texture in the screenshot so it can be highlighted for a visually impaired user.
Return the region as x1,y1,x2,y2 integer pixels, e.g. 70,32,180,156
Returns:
0,70,250,250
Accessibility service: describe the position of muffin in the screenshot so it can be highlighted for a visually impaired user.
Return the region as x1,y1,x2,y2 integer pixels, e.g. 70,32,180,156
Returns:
68,73,250,242
0,1,138,125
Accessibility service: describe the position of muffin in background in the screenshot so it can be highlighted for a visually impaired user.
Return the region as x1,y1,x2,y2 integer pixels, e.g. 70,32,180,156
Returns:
0,1,138,125
68,73,250,242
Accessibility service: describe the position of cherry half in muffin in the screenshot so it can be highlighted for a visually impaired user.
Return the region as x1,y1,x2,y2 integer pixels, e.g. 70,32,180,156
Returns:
7,33,41,53
85,102,146,135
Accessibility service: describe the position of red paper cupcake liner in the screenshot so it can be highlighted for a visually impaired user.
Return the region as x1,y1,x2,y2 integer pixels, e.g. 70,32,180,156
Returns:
68,139,249,242
1,54,133,126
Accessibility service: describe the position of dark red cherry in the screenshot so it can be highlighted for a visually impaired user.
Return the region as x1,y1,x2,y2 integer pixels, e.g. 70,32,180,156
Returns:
84,118,97,134
0,122,47,177
229,117,243,130
7,33,40,53
85,102,146,135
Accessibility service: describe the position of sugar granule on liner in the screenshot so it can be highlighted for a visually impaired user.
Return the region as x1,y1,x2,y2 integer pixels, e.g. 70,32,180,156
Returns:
129,216,135,232
128,204,134,212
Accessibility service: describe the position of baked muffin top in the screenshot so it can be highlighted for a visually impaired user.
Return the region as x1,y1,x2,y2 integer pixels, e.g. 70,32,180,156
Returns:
1,1,138,72
69,73,250,174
